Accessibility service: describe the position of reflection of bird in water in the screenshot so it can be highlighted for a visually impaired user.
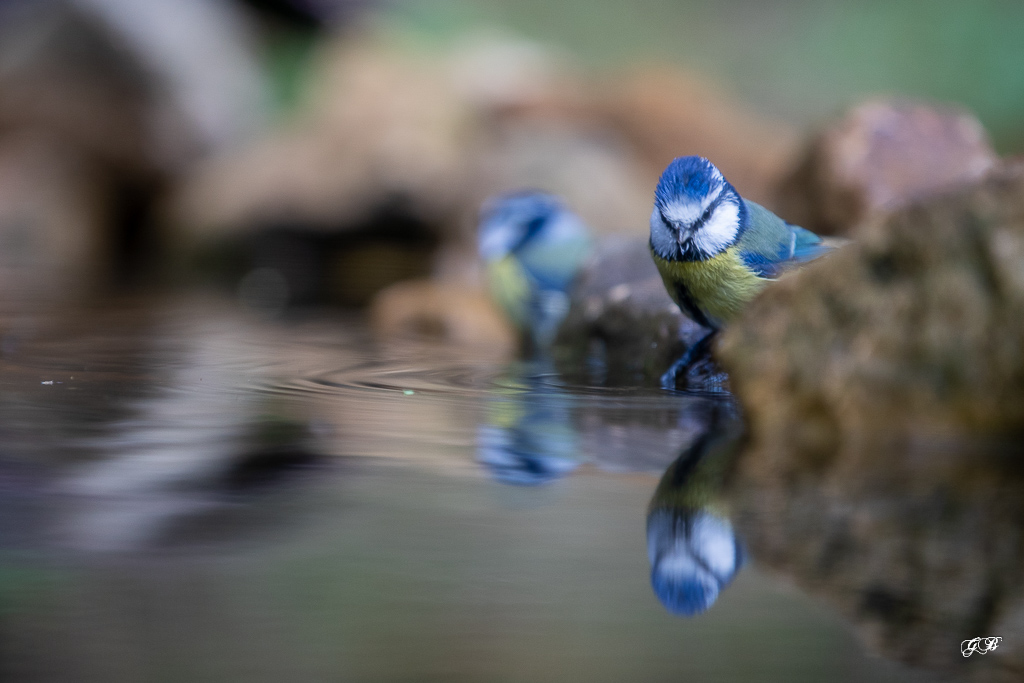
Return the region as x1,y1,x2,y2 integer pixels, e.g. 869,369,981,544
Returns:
647,400,745,615
649,156,839,388
476,365,581,486
478,191,593,351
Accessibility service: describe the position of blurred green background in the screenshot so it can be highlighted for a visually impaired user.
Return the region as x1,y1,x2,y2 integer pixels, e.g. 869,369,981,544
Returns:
389,0,1024,151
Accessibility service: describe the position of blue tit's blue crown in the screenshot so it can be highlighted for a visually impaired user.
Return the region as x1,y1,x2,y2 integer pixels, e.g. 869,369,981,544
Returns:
650,156,746,262
654,156,722,210
651,565,722,616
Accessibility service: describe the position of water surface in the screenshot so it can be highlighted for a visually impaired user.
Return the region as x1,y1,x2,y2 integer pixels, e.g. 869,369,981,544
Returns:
0,296,952,681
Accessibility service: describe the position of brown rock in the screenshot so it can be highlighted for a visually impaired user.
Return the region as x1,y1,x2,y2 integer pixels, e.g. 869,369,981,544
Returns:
0,0,265,172
174,31,660,244
454,48,679,239
173,33,477,242
720,160,1024,458
776,99,999,235
369,279,517,357
553,237,706,386
0,0,269,299
0,132,113,302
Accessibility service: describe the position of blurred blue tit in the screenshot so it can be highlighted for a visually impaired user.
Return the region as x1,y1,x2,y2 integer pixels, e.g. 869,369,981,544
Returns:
649,156,836,331
476,365,581,486
478,191,593,349
647,400,744,616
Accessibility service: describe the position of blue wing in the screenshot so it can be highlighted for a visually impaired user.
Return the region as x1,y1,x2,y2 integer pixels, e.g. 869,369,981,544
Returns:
737,200,833,279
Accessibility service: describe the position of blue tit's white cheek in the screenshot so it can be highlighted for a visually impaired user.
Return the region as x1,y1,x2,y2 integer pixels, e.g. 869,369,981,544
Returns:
692,199,740,256
649,207,678,258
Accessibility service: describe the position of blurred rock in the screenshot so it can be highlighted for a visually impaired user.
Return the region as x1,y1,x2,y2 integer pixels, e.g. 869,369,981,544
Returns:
472,121,654,240
0,0,269,298
720,159,1024,477
73,0,267,158
447,30,582,115
775,99,998,235
176,35,473,240
179,28,654,247
0,133,113,301
0,0,266,170
369,279,517,356
172,32,680,309
598,66,800,207
553,237,705,385
174,33,478,303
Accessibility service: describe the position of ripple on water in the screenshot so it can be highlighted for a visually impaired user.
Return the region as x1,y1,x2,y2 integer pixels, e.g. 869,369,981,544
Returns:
273,357,689,404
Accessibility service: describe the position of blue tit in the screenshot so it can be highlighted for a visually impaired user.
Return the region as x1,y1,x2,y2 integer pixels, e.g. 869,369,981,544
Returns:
649,156,836,387
647,400,744,616
478,191,593,350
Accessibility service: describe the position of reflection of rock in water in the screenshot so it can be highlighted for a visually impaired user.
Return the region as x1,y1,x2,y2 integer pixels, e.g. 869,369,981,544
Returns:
732,441,1024,681
0,304,334,553
646,401,744,616
578,393,720,475
58,393,327,553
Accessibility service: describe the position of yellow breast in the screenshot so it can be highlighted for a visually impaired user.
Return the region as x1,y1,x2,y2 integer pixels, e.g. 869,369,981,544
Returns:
652,246,767,327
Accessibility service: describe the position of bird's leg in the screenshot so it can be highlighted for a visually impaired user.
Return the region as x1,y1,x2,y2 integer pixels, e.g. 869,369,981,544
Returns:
660,329,718,391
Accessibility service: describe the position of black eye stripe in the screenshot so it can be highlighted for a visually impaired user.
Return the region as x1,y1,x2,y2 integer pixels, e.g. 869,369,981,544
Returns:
693,193,725,231
658,191,725,233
